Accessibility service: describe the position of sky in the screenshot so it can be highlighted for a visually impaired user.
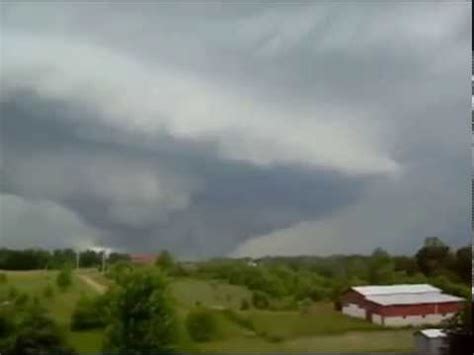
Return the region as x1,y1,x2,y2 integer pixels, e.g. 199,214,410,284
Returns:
0,2,471,259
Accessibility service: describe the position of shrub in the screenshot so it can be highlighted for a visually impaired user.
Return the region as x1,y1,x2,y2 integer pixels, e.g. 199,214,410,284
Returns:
186,308,218,342
71,296,105,330
299,297,313,314
308,286,329,301
0,309,14,338
106,261,133,283
251,291,270,309
32,296,41,307
14,293,29,307
240,299,250,310
43,284,55,299
8,304,74,355
7,286,18,300
56,268,72,291
155,250,174,272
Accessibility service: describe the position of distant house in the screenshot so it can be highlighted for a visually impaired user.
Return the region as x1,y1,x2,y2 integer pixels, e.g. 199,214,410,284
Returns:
130,254,157,265
341,284,464,327
247,260,258,267
414,328,446,355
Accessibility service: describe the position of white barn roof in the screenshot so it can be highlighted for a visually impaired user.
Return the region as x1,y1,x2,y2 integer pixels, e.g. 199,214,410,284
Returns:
352,284,441,296
366,293,464,306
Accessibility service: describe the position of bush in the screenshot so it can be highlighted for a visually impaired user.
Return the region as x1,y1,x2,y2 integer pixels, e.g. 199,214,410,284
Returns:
43,284,55,299
71,296,106,331
0,310,14,338
299,297,313,314
7,304,74,355
155,250,174,272
14,293,29,307
7,287,18,300
186,308,218,342
106,261,133,283
56,268,72,291
240,299,250,310
432,276,471,299
252,291,270,309
308,286,330,301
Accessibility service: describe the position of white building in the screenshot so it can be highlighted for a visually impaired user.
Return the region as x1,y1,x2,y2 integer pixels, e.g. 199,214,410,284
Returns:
341,284,464,327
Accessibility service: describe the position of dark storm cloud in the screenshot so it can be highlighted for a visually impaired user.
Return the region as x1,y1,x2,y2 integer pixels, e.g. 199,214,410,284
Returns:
0,2,470,257
0,92,371,256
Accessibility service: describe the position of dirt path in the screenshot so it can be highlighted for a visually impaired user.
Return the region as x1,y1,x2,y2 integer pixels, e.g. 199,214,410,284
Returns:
77,273,107,294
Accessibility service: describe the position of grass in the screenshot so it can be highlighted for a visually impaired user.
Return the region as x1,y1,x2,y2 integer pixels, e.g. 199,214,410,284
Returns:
170,278,252,310
281,330,414,352
200,329,414,352
1,270,415,352
78,268,113,288
248,303,384,339
0,270,103,353
195,305,414,352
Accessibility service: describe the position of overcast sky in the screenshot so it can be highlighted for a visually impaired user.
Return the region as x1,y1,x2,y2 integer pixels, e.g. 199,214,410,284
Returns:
0,2,471,258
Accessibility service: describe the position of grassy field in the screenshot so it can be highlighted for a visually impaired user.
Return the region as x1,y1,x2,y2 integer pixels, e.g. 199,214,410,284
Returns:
0,270,104,352
248,303,383,338
0,270,415,353
200,329,414,352
170,278,252,310
170,278,414,352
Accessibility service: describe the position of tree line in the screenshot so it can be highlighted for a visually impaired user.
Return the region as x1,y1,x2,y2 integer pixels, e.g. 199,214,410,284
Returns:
195,237,472,309
0,248,130,270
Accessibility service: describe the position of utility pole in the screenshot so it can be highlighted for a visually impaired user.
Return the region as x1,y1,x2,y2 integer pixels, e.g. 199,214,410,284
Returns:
76,250,81,270
101,249,106,273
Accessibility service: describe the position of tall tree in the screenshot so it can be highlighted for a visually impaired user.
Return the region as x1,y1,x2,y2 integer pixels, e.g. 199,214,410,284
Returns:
368,248,394,284
453,246,472,284
415,237,450,276
155,250,175,272
103,268,179,354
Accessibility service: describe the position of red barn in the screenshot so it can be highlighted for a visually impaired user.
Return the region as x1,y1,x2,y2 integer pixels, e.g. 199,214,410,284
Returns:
341,284,464,327
130,254,157,265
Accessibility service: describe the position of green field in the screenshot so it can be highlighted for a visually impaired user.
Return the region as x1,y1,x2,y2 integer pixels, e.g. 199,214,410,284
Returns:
170,278,252,310
0,270,415,352
0,270,103,352
200,329,414,352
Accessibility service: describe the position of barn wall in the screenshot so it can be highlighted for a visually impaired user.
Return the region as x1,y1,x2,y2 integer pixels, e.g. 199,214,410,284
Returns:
372,313,383,325
384,313,455,327
342,303,366,318
341,290,369,319
380,302,462,317
341,290,366,306
340,290,463,328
